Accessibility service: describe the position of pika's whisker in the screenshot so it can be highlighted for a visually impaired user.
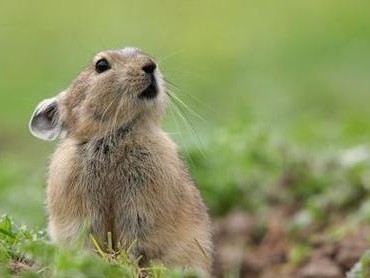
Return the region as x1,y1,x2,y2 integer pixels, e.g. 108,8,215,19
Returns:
157,49,185,64
164,78,215,114
166,91,206,159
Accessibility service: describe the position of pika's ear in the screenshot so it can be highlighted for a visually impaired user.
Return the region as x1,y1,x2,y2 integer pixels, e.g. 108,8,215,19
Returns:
29,97,62,141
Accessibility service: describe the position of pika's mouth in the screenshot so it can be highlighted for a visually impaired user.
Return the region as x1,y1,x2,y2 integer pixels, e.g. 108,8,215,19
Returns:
139,77,158,99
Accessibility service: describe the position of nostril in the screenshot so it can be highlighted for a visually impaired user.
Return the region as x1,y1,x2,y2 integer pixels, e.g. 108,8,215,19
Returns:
142,62,157,74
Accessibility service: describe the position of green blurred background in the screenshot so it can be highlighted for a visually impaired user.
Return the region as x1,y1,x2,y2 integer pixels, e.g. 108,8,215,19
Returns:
0,0,370,227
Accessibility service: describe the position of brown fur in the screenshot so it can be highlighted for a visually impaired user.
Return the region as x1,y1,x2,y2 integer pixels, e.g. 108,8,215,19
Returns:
31,48,212,274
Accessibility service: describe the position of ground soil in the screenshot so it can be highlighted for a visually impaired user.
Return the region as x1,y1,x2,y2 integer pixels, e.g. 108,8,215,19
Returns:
213,212,370,277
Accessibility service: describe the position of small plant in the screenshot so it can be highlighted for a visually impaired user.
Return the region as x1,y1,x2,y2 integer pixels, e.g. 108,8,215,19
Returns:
347,250,370,278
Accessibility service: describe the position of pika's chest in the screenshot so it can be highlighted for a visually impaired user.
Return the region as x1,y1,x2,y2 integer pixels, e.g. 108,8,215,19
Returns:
77,141,157,241
79,140,153,195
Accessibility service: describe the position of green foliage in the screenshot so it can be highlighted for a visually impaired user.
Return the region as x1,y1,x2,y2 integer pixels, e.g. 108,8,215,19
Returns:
0,215,198,277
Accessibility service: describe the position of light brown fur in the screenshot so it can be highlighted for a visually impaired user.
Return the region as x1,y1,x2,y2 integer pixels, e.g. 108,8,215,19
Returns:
30,48,212,274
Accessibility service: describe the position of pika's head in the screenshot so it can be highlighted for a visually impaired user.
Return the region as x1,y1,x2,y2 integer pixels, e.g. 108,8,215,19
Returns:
29,47,166,141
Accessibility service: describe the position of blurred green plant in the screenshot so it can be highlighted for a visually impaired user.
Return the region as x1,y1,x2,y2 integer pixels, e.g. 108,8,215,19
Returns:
188,125,370,231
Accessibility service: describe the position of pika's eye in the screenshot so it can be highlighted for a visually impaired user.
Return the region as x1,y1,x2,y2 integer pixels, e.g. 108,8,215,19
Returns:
95,58,111,73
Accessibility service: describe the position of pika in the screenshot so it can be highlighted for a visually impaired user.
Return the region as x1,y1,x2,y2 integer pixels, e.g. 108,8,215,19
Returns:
29,48,212,274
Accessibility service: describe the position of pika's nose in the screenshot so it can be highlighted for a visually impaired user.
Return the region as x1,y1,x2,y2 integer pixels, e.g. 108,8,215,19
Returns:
142,62,157,74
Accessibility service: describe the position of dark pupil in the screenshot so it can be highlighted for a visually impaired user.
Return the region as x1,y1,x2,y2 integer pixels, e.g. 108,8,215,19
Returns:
95,59,110,73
